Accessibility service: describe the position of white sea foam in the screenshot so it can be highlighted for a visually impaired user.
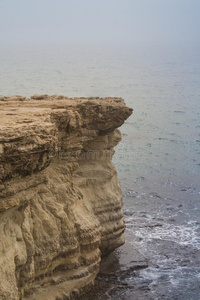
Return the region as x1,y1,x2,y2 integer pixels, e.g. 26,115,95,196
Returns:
132,222,200,250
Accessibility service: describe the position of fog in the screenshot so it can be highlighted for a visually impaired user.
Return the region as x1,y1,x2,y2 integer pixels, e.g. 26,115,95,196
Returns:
0,0,200,48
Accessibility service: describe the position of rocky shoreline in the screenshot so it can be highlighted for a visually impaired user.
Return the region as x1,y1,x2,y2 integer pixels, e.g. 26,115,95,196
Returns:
80,230,148,300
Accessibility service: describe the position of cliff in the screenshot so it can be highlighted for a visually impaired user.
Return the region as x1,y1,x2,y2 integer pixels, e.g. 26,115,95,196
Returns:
0,95,132,300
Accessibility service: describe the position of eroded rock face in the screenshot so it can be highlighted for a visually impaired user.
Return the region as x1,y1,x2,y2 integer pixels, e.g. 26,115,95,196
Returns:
0,95,132,300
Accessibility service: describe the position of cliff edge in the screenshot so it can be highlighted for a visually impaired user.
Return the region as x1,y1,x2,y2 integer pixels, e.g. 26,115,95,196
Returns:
0,95,132,300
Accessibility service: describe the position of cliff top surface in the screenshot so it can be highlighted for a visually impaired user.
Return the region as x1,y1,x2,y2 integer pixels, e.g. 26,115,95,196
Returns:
0,94,132,128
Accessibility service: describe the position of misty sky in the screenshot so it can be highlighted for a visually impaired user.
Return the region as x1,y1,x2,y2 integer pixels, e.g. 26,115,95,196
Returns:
0,0,200,47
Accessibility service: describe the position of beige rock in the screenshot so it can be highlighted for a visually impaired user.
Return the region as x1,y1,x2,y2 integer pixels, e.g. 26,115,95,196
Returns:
0,95,132,300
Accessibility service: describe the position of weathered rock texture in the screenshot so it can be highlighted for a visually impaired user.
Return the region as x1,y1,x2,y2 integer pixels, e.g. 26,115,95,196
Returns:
0,95,132,300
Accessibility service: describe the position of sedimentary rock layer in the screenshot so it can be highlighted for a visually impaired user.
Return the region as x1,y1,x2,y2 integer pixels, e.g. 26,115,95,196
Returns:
0,95,132,300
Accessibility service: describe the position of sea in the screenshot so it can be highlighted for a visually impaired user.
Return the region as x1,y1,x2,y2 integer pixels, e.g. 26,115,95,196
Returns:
0,42,200,300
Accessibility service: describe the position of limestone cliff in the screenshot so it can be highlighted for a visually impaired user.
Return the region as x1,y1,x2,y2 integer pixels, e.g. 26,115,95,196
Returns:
0,95,132,300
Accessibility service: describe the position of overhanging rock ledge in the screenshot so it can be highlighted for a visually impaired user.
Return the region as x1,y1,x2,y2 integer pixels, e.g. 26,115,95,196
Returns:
0,95,132,300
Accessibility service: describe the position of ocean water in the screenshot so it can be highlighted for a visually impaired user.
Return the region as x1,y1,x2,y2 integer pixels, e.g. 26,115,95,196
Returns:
1,42,200,299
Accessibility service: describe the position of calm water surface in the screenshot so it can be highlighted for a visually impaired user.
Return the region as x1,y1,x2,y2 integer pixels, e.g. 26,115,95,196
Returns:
0,43,200,299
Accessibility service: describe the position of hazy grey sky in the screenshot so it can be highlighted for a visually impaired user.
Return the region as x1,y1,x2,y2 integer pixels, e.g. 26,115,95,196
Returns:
0,0,200,47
